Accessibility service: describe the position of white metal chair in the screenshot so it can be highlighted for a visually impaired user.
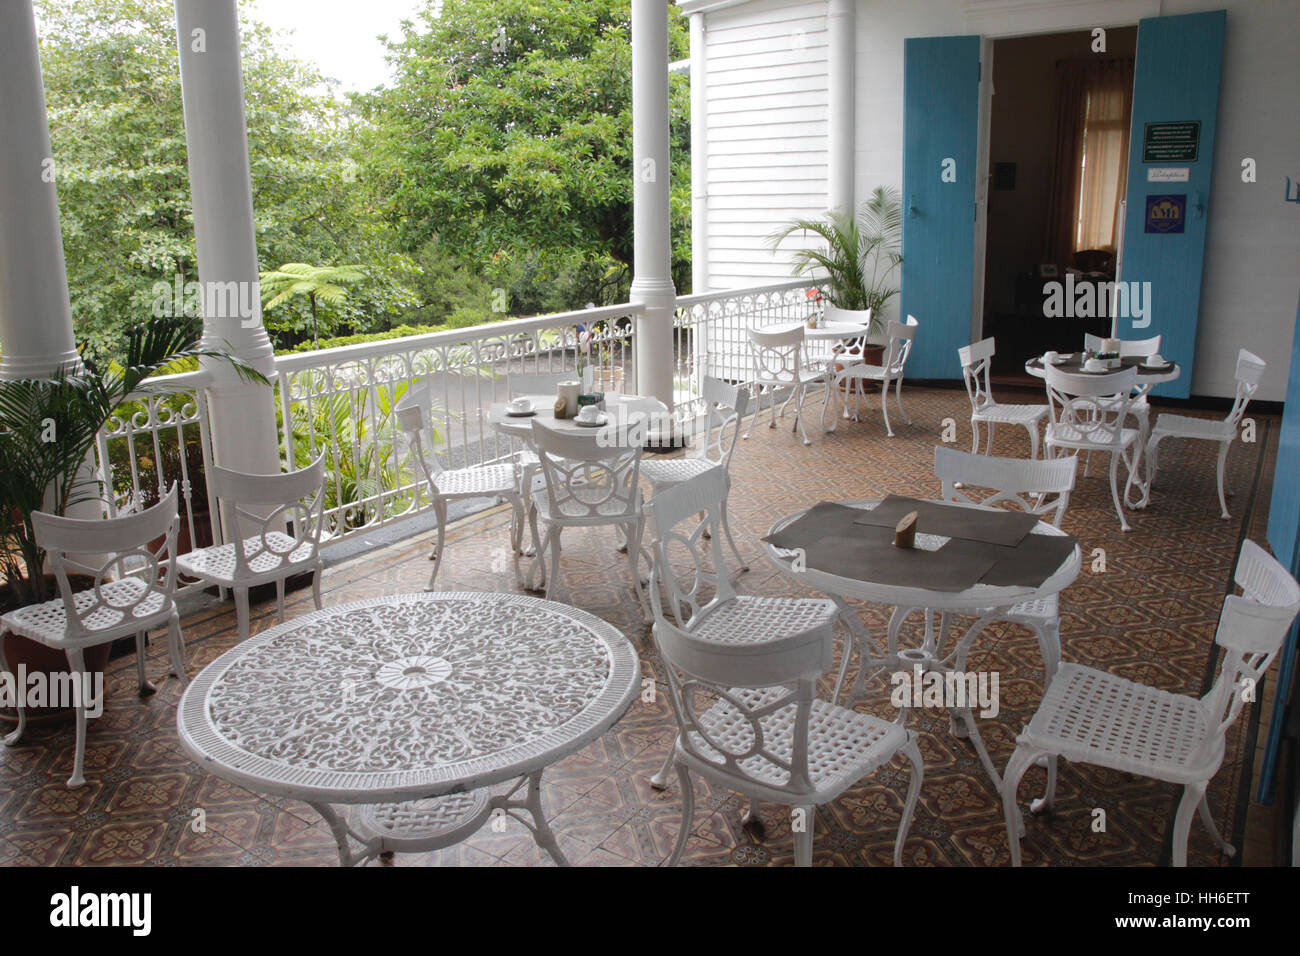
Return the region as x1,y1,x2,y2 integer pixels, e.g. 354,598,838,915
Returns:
959,337,1048,458
0,486,187,787
640,375,750,574
1002,539,1300,866
527,418,649,618
743,325,825,446
822,316,919,437
1146,349,1265,519
904,447,1079,690
176,453,326,640
1043,364,1143,531
395,383,523,589
1083,333,1162,438
645,468,923,867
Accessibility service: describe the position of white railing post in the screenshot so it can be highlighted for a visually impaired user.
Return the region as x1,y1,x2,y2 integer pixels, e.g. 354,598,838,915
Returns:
174,0,280,480
630,0,677,418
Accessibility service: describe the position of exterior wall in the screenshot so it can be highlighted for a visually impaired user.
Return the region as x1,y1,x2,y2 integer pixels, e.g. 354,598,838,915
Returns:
697,0,830,289
686,0,1300,401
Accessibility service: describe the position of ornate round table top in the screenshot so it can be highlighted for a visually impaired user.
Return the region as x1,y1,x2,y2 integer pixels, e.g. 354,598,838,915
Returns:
177,592,640,804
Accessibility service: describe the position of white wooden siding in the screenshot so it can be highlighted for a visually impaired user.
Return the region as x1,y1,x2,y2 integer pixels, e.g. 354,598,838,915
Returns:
703,0,830,288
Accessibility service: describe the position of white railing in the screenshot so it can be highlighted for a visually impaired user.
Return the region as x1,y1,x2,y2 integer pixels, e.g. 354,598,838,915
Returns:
96,278,822,551
274,304,641,539
95,368,219,594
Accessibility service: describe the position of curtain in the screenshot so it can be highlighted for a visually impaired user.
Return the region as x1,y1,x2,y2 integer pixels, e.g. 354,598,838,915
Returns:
1044,58,1135,264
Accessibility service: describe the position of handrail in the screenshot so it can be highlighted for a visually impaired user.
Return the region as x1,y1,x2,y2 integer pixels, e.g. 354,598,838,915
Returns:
675,277,809,309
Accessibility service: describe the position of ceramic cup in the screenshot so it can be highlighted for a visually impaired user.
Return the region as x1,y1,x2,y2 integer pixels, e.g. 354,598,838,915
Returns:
576,405,602,423
1146,352,1164,366
1043,350,1059,365
507,397,532,414
1084,358,1106,372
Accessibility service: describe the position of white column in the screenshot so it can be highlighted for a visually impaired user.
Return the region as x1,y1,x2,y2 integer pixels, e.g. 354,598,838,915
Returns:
0,1,81,379
827,0,856,215
630,0,677,414
174,0,280,476
689,13,709,294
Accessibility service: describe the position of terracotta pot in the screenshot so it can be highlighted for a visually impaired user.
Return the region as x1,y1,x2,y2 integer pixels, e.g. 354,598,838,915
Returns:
0,574,111,725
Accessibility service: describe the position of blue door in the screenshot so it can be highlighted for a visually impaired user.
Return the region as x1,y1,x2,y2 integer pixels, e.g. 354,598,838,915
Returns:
901,35,981,381
1118,11,1225,398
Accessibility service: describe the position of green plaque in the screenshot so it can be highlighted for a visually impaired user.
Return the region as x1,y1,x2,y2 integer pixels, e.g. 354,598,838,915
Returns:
1142,121,1201,163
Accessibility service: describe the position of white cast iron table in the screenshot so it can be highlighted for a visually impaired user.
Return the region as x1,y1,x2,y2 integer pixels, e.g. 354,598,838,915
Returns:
765,499,1080,794
177,592,640,866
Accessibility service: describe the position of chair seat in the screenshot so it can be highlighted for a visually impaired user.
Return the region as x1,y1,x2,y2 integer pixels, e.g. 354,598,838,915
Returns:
434,462,518,498
1,578,169,645
1045,423,1140,449
836,363,898,383
531,489,643,524
972,403,1049,426
753,369,824,388
1019,662,1218,783
639,457,719,488
1151,413,1235,442
176,533,316,586
691,595,837,646
688,686,906,796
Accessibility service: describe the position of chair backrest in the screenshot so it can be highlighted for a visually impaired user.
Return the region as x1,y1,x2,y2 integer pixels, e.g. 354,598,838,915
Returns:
1225,349,1266,428
824,305,872,362
644,467,736,626
32,485,180,638
883,317,918,374
507,371,570,398
1198,540,1300,762
746,325,807,385
1083,333,1162,357
958,336,997,412
693,375,750,467
395,381,449,486
208,453,327,579
1043,364,1137,444
530,419,642,520
646,472,832,797
934,446,1078,527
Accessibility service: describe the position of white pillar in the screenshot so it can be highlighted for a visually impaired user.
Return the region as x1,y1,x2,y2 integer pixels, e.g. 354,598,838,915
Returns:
174,0,280,476
827,0,856,215
0,1,81,379
689,13,709,294
630,0,677,414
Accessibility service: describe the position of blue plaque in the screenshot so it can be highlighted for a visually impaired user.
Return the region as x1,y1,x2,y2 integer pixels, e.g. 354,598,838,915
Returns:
1144,194,1186,234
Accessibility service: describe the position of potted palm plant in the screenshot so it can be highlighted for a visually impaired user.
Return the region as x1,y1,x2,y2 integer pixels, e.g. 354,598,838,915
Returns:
770,185,904,346
0,315,266,719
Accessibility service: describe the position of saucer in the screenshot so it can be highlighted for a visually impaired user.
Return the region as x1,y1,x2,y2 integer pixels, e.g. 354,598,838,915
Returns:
505,408,537,417
573,414,608,427
1141,359,1169,369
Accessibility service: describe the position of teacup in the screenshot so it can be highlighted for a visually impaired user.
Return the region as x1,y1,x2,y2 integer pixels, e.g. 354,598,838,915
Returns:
1146,352,1164,366
1083,358,1106,372
1042,350,1059,365
576,405,602,423
507,397,532,414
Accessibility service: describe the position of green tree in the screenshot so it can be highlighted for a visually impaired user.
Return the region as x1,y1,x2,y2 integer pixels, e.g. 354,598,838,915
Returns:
34,0,418,355
260,263,366,346
361,0,692,305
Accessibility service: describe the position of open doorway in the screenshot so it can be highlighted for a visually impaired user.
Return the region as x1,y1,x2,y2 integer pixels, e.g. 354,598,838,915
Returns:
981,27,1137,381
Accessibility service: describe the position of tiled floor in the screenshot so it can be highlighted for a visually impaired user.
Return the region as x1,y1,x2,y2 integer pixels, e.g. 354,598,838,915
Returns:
0,383,1286,866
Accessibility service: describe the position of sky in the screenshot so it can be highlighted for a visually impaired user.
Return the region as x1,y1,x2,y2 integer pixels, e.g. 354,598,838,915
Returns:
248,0,432,93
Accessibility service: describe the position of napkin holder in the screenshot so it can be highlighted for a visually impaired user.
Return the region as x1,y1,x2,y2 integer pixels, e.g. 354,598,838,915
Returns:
893,511,918,549
556,380,580,419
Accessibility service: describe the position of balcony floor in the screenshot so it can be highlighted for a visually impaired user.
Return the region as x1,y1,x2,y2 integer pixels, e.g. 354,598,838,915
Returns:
0,384,1286,866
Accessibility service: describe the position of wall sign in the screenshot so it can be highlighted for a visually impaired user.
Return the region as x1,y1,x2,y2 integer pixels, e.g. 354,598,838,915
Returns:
1144,194,1186,233
1148,167,1191,182
1142,121,1201,163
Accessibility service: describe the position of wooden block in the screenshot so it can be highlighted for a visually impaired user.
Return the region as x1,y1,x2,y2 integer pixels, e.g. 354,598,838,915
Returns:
893,511,918,548
553,397,570,420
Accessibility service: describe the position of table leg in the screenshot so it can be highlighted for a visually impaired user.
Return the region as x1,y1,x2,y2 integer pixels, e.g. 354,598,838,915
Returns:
829,596,885,704
308,801,380,867
492,771,569,866
947,610,1008,793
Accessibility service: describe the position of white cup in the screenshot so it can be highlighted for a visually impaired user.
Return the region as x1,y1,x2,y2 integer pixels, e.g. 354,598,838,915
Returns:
507,397,532,414
1147,352,1164,366
1043,350,1059,365
577,405,601,422
1084,358,1106,372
